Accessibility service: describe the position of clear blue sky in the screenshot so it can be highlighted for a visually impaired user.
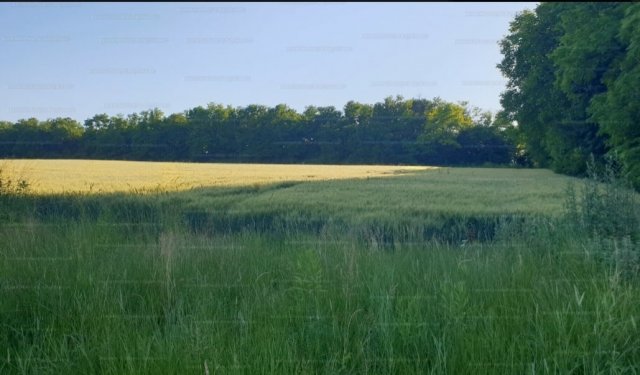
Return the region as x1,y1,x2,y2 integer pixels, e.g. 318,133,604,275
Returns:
0,2,537,123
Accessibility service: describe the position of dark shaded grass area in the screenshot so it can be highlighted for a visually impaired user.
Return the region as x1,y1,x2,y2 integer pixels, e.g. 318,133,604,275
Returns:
3,178,536,246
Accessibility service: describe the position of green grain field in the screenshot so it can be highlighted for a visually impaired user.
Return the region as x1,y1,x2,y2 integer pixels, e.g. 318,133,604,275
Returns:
1,160,639,374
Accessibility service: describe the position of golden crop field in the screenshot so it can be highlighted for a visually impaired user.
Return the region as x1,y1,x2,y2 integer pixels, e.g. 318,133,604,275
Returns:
0,159,431,194
1,159,582,218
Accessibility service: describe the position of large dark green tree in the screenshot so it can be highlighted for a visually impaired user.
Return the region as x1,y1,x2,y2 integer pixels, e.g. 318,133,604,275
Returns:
498,4,584,173
549,2,624,175
589,3,640,187
499,2,640,184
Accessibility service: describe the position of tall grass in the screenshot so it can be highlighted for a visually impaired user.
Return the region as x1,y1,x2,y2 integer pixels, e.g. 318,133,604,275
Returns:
1,167,639,374
563,156,640,279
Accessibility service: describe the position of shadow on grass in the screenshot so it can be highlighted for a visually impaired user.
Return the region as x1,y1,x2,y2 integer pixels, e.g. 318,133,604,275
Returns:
2,171,548,246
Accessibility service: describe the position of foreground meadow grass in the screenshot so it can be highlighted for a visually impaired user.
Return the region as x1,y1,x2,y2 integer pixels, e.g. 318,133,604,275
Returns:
1,160,639,374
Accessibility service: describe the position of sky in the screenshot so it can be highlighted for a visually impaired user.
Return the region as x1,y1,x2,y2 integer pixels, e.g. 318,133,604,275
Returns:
0,2,537,123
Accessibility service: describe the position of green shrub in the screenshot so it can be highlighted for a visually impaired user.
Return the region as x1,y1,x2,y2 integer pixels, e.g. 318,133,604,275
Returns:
0,167,29,196
564,155,639,240
564,155,640,277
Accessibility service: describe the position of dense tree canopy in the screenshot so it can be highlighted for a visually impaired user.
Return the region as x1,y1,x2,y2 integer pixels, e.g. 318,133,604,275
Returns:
499,2,640,187
0,97,517,166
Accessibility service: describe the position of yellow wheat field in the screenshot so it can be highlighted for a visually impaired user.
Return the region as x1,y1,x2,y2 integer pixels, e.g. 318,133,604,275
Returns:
1,159,433,194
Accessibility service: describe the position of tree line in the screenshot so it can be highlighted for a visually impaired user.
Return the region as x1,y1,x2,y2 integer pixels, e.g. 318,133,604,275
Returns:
499,2,640,187
0,96,518,166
